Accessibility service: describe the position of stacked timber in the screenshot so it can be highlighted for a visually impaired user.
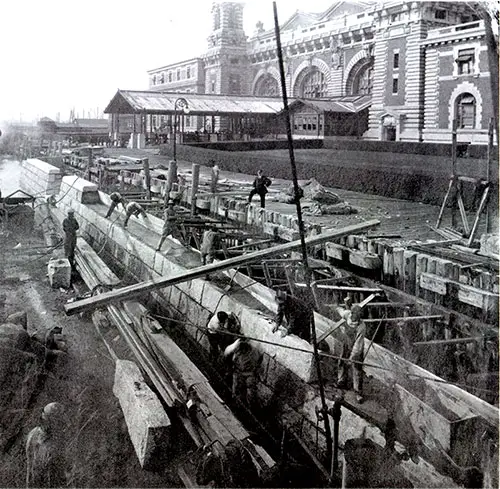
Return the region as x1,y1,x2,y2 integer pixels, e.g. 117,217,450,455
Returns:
73,237,276,480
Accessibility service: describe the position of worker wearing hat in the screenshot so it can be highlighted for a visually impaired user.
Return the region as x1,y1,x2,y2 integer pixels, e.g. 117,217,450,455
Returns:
123,201,147,228
26,402,68,487
62,209,79,268
156,199,180,251
105,192,126,218
337,304,366,403
273,288,313,343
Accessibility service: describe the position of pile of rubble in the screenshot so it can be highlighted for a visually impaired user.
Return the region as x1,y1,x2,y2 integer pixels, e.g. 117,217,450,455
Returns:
275,178,357,216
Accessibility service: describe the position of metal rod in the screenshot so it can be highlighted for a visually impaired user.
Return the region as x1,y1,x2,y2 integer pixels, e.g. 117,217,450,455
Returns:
273,0,333,470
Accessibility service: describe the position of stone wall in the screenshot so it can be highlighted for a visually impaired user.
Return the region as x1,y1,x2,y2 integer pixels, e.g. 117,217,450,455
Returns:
20,158,62,197
20,161,495,487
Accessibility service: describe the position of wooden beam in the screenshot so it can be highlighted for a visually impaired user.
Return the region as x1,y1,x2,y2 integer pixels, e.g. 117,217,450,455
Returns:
363,315,443,324
467,185,491,247
64,219,380,315
317,294,378,343
413,336,497,346
436,177,454,229
226,239,275,251
296,284,383,293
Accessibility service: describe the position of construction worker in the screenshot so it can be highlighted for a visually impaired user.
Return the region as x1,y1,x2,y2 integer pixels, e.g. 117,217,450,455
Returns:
337,304,366,403
200,226,219,266
224,338,262,408
156,200,179,251
210,161,220,193
248,169,272,208
105,191,126,218
62,209,79,267
206,310,241,361
123,201,147,228
273,289,313,343
206,311,230,361
26,402,68,488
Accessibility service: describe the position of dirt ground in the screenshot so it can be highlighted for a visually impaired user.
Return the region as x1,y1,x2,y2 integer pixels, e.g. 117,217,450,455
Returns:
0,221,179,487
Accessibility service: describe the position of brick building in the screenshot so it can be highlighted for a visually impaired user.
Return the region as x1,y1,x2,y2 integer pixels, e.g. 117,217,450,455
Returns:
145,1,495,143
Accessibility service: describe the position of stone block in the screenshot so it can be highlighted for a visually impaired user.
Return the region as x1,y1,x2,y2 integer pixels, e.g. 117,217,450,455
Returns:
113,360,171,468
47,258,72,288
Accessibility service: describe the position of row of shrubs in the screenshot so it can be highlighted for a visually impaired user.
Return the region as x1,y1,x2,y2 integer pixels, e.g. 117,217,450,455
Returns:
160,143,497,206
189,137,498,159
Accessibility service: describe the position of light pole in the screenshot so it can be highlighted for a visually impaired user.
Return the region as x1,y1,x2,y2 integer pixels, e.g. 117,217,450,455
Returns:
173,97,189,161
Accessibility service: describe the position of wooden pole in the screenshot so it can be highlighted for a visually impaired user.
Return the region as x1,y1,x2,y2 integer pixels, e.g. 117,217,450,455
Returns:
64,219,380,315
273,1,332,469
190,163,200,215
413,336,497,346
486,118,494,233
163,159,177,206
143,158,151,200
451,118,458,228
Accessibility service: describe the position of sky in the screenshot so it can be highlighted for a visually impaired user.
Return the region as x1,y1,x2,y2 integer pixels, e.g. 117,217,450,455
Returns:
0,0,334,123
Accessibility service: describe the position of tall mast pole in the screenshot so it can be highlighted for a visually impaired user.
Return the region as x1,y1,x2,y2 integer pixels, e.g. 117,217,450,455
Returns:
273,0,333,470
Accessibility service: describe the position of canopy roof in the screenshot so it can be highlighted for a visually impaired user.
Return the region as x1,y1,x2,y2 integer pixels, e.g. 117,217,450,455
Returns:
104,90,372,117
104,90,286,116
287,95,372,114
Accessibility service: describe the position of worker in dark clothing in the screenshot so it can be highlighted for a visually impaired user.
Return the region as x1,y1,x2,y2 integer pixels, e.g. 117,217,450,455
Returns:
156,200,180,251
248,170,272,208
123,201,147,228
26,402,68,488
206,311,241,361
272,289,313,343
206,311,229,361
105,192,126,218
224,339,262,409
62,209,79,267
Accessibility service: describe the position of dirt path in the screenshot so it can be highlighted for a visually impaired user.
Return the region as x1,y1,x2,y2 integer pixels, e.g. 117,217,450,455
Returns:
0,225,178,487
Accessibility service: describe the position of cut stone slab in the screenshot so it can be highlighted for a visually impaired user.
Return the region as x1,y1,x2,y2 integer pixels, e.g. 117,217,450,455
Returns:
113,359,171,468
47,258,71,289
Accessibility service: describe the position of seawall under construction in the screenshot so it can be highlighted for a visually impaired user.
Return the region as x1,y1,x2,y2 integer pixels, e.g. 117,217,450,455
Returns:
19,157,499,488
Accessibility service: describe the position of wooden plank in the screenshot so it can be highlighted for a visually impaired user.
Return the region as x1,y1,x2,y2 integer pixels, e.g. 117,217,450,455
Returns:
413,336,497,346
125,302,253,444
456,193,470,235
436,177,454,228
403,250,418,295
392,247,405,290
317,294,378,343
65,220,380,315
76,238,121,287
363,315,443,324
467,186,491,247
420,272,447,295
295,284,383,293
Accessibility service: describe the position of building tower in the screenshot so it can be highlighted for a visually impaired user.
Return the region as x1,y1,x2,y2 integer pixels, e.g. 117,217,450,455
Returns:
204,1,249,96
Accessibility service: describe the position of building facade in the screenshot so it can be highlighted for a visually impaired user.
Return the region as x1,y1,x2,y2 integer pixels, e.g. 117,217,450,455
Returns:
146,1,495,143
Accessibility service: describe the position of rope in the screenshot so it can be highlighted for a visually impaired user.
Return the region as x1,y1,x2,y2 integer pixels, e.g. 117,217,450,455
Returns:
150,312,498,396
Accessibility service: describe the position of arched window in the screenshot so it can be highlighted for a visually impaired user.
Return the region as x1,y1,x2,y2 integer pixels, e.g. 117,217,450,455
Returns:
213,5,221,30
347,61,373,95
254,75,279,96
228,6,237,28
301,69,328,98
456,93,476,128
